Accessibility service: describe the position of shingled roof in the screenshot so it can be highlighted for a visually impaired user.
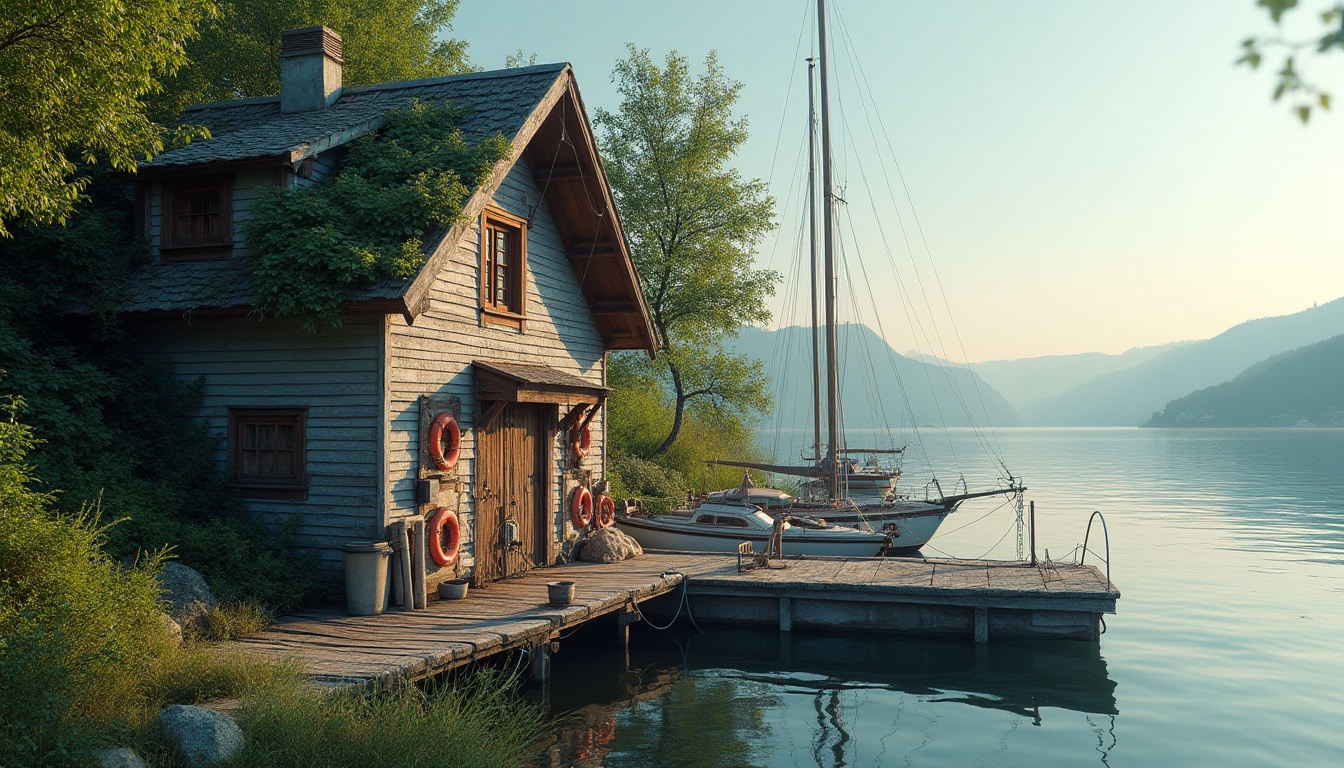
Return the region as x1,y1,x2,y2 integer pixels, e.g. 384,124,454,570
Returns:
119,62,657,354
142,63,566,170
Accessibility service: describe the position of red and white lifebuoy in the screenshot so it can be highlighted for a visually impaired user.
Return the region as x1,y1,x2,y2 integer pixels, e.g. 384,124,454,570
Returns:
570,486,594,528
570,423,592,458
427,412,461,471
426,507,461,566
594,494,616,528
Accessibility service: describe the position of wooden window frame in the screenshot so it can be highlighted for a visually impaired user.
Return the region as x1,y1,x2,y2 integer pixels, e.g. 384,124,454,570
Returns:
479,206,528,330
227,407,307,498
161,178,233,260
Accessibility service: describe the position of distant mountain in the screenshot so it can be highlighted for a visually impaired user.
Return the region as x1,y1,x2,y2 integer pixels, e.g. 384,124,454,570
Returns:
967,343,1188,408
728,323,1022,432
1022,297,1344,426
1145,335,1344,427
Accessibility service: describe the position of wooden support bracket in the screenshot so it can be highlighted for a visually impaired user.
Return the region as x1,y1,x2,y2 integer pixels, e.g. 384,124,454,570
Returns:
479,399,507,431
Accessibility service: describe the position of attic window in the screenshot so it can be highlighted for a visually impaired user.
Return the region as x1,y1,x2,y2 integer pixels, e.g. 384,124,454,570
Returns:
480,206,528,329
162,179,233,260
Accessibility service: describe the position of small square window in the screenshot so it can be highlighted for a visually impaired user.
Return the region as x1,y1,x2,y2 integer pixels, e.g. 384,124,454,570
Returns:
480,206,527,329
162,179,233,260
228,407,306,498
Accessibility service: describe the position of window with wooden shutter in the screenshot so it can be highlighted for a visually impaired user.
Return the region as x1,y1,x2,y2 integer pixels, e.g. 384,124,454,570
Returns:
480,206,527,330
228,407,307,497
161,179,233,260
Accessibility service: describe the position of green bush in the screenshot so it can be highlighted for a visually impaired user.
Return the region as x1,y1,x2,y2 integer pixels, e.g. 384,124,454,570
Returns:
0,399,177,765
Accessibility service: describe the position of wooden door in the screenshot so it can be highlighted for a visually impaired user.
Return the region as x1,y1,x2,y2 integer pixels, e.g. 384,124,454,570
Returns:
474,402,552,584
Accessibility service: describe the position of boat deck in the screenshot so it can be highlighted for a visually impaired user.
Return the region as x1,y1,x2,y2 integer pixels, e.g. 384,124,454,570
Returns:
228,551,1118,690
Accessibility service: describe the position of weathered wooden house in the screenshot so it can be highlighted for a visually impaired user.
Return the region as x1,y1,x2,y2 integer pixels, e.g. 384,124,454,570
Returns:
116,27,654,590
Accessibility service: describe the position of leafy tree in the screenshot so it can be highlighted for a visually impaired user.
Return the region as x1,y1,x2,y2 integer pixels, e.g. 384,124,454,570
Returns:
1238,0,1344,121
595,46,778,455
152,0,473,119
0,0,215,237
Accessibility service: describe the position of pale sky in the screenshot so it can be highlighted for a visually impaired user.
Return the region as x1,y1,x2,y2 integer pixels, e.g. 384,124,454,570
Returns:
455,1,1344,361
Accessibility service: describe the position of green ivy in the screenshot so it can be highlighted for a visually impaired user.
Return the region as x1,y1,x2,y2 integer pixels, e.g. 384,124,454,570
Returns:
245,100,512,329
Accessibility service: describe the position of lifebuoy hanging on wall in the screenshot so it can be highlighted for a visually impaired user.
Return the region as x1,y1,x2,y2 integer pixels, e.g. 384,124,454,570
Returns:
426,507,461,567
594,494,616,528
570,423,592,459
570,486,594,528
427,412,461,471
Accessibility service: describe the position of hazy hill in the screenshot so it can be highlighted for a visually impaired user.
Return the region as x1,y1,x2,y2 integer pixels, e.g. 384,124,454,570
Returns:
1145,335,1344,427
1021,297,1344,426
967,343,1187,408
728,323,1022,432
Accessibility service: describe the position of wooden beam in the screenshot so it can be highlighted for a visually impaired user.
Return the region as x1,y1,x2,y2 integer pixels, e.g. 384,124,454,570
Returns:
568,242,618,259
535,161,587,181
479,400,507,431
559,404,588,431
589,301,640,315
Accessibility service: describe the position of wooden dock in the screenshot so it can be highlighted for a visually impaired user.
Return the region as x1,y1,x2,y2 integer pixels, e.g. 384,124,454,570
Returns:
230,552,1118,690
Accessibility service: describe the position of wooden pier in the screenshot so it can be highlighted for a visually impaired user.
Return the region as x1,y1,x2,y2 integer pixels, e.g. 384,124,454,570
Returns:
230,552,1118,690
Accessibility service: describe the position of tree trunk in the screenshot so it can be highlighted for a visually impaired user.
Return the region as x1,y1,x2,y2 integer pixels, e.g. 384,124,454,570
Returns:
653,360,687,455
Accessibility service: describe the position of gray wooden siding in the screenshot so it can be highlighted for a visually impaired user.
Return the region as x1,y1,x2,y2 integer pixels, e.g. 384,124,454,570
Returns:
133,316,383,571
386,161,608,571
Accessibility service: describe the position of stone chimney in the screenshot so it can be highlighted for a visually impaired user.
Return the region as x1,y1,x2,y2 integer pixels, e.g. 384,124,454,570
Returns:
280,26,343,113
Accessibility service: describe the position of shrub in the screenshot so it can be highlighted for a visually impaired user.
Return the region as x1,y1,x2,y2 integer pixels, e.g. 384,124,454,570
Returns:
0,398,177,765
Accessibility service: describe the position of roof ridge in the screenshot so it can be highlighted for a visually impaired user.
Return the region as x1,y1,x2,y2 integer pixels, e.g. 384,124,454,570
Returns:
342,62,570,95
178,63,571,115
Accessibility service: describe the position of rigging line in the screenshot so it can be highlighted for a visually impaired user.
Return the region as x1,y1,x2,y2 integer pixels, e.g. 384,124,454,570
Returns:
769,206,812,461
528,100,566,227
833,114,964,480
829,73,1008,480
834,230,899,444
832,6,1007,467
835,194,933,461
765,142,811,459
825,10,978,470
822,17,947,476
762,0,817,191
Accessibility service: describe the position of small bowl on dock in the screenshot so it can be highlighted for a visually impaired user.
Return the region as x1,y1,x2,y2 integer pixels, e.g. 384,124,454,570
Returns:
438,579,469,600
547,581,575,606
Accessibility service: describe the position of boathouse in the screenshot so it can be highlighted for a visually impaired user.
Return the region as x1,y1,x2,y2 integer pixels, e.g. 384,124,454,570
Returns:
105,27,654,589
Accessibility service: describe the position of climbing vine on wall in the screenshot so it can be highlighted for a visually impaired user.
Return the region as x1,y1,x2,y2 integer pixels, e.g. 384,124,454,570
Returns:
245,100,512,329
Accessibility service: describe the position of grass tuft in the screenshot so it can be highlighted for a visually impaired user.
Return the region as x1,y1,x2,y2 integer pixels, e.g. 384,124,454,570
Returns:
231,669,543,768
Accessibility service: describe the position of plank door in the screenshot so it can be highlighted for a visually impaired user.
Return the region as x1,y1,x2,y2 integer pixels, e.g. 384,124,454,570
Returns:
474,402,552,584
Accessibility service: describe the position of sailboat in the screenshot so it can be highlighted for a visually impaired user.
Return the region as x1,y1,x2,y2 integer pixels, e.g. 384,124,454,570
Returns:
704,0,1023,553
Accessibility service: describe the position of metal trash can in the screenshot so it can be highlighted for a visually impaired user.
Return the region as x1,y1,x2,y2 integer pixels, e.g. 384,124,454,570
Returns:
342,541,392,616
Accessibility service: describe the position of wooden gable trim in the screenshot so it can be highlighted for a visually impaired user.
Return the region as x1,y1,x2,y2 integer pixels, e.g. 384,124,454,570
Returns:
400,69,657,356
401,71,573,324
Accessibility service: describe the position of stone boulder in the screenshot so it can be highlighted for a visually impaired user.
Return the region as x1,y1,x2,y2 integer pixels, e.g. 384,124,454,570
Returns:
158,562,217,628
97,747,147,768
157,704,243,767
579,527,643,563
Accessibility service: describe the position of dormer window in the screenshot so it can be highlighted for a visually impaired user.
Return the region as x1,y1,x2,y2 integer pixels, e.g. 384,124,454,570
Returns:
162,179,233,260
480,206,528,329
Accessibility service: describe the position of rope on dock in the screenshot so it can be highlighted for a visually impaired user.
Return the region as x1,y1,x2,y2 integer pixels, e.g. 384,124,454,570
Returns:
631,571,701,632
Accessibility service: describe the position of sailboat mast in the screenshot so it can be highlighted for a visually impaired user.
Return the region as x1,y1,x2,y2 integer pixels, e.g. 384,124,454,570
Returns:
806,58,822,463
817,0,841,502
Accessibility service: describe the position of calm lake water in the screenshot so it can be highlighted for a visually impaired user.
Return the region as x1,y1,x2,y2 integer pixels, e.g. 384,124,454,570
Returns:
539,429,1344,767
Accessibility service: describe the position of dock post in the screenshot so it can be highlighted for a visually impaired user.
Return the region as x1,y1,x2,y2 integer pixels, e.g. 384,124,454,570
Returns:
529,640,552,686
410,516,427,610
617,607,637,668
974,606,989,644
779,597,793,632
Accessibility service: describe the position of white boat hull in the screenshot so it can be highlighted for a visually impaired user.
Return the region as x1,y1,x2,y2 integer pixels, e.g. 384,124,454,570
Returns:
614,516,888,558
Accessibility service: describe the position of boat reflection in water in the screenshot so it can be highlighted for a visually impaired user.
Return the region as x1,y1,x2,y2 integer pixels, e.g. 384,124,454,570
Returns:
538,625,1118,767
